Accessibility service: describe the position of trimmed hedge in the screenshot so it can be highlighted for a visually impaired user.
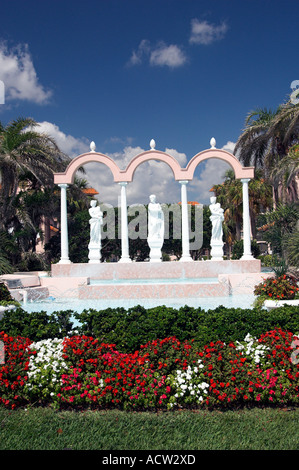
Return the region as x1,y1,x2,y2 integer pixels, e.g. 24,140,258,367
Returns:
0,304,299,352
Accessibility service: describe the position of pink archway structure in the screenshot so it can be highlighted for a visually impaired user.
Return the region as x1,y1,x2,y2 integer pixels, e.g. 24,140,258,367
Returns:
53,139,254,264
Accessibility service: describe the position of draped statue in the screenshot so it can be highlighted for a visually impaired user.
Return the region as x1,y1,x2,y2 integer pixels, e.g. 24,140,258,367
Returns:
147,194,164,262
88,200,103,263
209,196,224,260
148,194,164,241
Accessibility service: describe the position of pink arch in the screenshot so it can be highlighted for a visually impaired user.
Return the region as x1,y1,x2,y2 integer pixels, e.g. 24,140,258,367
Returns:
53,146,254,185
182,148,254,180
54,152,122,185
121,150,182,182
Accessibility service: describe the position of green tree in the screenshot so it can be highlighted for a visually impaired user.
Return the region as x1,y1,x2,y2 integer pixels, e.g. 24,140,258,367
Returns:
211,170,272,245
234,98,299,204
257,203,299,258
0,117,70,230
270,144,299,203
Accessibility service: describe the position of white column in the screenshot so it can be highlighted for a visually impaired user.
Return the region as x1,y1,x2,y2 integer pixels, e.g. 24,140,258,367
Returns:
58,183,71,264
118,182,131,263
241,178,254,260
179,180,192,262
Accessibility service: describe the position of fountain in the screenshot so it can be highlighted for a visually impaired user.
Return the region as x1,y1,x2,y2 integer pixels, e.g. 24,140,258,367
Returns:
1,139,271,307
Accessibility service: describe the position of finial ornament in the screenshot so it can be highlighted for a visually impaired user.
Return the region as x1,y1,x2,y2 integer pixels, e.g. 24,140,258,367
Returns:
90,141,96,152
210,137,216,149
150,139,156,150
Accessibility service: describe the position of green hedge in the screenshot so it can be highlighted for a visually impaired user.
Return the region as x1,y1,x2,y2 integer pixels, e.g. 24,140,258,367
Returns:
0,304,299,352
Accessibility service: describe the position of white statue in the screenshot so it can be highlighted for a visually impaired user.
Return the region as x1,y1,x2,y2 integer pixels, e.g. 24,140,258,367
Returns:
209,196,224,260
148,194,164,240
88,200,103,263
147,194,164,262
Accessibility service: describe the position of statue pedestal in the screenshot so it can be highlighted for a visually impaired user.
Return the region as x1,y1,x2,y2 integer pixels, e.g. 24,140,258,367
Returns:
210,241,224,261
88,243,101,264
148,238,163,263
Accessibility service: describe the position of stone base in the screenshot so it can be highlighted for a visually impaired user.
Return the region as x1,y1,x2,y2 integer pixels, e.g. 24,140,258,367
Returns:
78,278,230,299
88,245,101,263
148,238,163,263
210,242,224,261
51,259,261,280
218,272,273,295
40,276,89,298
49,259,262,299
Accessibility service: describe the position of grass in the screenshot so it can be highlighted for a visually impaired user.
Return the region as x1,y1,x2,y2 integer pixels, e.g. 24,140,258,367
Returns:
0,406,299,450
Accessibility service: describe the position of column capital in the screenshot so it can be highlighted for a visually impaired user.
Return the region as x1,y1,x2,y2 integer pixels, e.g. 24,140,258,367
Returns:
58,183,69,188
118,181,128,186
178,180,189,185
240,178,251,183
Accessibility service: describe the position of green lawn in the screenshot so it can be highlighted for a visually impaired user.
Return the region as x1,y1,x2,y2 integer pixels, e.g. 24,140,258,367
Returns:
0,406,298,451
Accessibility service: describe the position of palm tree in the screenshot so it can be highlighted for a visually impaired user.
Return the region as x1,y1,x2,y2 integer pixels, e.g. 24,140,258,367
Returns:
211,169,272,243
234,107,279,170
0,117,70,230
270,144,299,202
212,170,243,242
234,99,299,204
258,202,299,258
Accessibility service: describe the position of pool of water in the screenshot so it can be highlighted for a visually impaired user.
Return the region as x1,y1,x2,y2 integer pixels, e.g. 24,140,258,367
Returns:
21,294,256,314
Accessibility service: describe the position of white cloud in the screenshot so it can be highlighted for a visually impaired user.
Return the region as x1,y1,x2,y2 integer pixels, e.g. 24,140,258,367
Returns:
0,42,52,104
165,148,188,167
187,141,236,204
128,39,151,66
189,19,228,45
34,121,90,157
221,140,236,153
189,159,231,205
149,43,188,68
128,40,187,68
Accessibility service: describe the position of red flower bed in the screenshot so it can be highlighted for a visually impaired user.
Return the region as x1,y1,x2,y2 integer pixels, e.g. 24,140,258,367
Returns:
0,328,299,410
0,331,35,409
198,340,254,406
58,336,174,409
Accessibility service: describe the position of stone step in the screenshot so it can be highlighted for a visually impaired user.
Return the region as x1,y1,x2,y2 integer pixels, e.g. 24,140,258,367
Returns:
78,279,229,299
9,287,49,302
1,274,40,288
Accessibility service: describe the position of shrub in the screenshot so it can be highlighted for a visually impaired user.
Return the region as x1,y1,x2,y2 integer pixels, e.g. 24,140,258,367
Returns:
254,274,299,307
0,307,75,341
2,304,299,353
0,282,14,302
232,239,260,260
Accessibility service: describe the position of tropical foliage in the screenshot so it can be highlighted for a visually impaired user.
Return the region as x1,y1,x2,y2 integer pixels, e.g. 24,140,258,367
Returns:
257,202,299,266
234,98,299,204
0,118,70,230
211,169,272,255
0,118,90,271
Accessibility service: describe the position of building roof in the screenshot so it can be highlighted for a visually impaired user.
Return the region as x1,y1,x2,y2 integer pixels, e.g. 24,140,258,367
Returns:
178,201,200,205
82,187,99,195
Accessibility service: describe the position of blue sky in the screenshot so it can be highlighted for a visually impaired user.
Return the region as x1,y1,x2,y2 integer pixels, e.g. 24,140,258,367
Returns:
0,0,298,205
